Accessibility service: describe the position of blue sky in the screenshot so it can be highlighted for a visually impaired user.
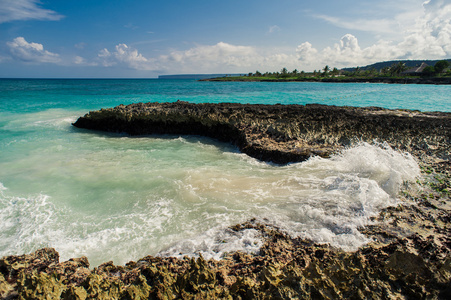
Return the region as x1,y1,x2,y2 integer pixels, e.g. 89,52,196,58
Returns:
0,0,450,78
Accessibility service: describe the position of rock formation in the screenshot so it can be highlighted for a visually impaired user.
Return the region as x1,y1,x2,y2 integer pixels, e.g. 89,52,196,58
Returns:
72,101,450,164
1,102,450,299
1,219,450,299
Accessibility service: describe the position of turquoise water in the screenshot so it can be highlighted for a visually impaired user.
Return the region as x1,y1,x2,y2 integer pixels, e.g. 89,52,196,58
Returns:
0,79,446,266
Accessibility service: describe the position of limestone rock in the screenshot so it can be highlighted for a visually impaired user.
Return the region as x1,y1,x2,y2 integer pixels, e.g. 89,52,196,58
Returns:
73,102,450,164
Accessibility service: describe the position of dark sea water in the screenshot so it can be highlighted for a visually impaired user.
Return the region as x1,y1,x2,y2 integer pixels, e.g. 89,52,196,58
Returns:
0,79,447,266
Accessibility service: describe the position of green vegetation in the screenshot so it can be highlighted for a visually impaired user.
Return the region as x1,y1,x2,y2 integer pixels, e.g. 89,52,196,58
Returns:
207,60,451,82
434,60,450,74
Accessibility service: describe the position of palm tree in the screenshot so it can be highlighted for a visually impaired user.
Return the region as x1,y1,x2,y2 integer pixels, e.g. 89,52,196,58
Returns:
390,62,407,76
323,65,330,76
381,66,390,76
281,67,289,78
353,67,361,76
330,67,339,77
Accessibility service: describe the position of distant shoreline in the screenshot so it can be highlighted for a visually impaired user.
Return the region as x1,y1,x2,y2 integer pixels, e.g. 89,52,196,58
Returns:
201,76,451,85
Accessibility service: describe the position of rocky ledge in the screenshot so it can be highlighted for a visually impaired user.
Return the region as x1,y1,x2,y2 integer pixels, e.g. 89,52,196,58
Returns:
1,102,450,299
72,101,450,164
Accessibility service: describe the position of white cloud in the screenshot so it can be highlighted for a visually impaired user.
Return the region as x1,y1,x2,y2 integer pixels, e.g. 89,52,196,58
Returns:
0,0,63,23
7,37,61,63
163,42,258,71
296,42,318,63
84,0,450,75
97,48,115,67
314,14,396,35
115,44,148,67
97,42,261,73
150,0,450,74
313,1,425,37
163,42,267,73
397,0,451,58
73,56,85,65
297,0,451,70
162,42,307,74
97,44,155,70
268,25,281,34
73,55,98,66
74,42,86,50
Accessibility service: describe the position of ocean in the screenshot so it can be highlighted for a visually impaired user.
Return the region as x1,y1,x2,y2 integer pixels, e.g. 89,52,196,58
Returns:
0,79,449,266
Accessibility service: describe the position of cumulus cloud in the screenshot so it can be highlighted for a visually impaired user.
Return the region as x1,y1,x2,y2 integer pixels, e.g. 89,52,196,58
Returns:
97,48,113,66
7,37,61,63
97,44,154,70
296,42,318,62
397,0,451,58
115,44,148,67
97,42,263,73
297,0,451,70
63,0,450,74
150,0,450,74
162,42,259,72
0,0,63,23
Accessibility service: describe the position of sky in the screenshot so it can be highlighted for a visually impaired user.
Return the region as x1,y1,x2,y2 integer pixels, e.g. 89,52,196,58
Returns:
0,0,450,78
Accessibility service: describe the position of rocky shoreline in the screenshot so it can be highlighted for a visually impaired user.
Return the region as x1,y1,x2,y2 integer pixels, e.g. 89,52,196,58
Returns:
1,102,450,299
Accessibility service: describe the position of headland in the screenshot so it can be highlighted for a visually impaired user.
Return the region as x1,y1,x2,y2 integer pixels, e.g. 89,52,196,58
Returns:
202,76,451,84
1,102,450,299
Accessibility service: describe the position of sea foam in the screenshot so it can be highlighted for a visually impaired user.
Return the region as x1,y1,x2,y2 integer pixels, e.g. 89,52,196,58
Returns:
0,142,420,266
157,142,420,258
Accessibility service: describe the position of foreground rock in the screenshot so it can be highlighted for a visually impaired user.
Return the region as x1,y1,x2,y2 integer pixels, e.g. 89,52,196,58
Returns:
1,102,449,299
1,219,450,299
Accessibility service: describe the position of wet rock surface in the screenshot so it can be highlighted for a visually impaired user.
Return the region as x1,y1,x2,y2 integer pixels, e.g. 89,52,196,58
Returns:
1,217,450,299
1,102,450,299
72,101,450,164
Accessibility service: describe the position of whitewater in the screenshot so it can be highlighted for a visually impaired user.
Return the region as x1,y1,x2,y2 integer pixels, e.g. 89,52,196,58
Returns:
1,79,448,266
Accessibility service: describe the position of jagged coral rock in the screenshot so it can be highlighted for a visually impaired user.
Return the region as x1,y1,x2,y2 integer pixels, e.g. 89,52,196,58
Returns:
81,273,123,299
0,272,13,299
0,228,450,299
73,102,451,164
120,275,151,300
17,271,66,300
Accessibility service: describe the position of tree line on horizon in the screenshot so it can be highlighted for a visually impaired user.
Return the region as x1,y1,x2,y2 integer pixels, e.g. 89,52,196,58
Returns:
244,60,451,79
